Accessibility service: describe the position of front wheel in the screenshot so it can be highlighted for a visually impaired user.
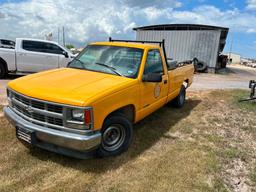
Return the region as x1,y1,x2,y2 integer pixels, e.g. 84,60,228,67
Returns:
97,114,133,157
0,63,6,79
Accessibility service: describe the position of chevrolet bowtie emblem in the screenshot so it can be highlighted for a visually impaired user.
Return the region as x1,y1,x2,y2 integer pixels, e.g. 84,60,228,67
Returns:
25,106,33,114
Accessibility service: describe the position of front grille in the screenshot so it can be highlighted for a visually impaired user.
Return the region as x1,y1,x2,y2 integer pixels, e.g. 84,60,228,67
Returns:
9,90,64,128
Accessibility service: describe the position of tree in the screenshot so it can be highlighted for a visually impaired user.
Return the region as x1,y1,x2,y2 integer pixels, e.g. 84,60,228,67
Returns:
65,44,75,49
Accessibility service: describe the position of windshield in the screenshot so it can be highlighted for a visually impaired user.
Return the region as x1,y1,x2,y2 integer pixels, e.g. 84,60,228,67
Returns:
68,45,144,78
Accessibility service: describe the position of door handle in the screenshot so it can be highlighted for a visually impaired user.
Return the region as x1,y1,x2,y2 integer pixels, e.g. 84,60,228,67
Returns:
164,80,168,84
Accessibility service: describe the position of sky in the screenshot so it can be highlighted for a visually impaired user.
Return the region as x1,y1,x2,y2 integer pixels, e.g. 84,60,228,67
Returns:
0,0,256,58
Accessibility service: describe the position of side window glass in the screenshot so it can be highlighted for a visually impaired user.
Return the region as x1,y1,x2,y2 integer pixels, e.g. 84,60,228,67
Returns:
23,40,63,54
23,40,44,52
44,43,63,54
143,49,163,75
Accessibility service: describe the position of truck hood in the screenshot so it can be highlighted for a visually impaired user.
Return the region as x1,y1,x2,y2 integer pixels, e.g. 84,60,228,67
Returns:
8,68,137,106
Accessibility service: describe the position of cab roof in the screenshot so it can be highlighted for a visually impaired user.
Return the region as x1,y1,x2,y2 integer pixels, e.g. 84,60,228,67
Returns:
90,41,160,49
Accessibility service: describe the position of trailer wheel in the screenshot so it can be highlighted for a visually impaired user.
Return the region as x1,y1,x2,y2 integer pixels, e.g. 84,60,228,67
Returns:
196,62,207,72
0,63,6,79
171,85,186,108
96,114,133,157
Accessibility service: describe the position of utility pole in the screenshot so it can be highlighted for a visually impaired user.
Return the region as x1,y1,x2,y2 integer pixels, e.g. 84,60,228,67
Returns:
62,26,65,47
57,27,60,44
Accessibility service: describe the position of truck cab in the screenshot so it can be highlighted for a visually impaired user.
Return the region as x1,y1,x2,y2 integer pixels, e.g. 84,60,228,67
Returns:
4,39,194,158
0,38,74,78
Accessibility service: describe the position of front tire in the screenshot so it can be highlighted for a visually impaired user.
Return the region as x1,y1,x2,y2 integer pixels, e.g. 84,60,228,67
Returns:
97,114,133,157
172,85,186,108
0,63,6,79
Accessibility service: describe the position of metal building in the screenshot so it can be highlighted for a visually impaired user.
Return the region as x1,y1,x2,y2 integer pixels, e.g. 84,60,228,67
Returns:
226,53,241,64
133,24,229,73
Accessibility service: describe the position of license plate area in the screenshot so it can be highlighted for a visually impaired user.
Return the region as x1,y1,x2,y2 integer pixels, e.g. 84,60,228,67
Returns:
16,127,36,144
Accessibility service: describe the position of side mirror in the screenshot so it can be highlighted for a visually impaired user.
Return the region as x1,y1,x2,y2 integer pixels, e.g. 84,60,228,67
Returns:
62,51,69,58
142,73,162,83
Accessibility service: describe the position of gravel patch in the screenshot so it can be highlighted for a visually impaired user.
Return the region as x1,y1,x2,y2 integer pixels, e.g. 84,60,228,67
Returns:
190,65,256,91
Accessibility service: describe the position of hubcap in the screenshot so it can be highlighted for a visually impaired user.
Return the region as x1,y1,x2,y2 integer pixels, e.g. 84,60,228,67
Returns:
102,124,126,152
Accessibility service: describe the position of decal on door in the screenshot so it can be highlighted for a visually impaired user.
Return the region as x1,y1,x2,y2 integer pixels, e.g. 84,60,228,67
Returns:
154,84,161,98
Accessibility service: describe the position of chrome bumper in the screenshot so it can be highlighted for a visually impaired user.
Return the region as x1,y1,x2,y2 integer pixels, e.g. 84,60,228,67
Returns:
4,106,101,157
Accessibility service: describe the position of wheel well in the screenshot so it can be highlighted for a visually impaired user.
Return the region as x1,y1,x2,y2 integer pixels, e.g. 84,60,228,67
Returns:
105,105,135,123
0,57,8,72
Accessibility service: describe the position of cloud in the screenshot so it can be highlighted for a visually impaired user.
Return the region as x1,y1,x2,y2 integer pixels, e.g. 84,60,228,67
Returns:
0,0,178,45
168,6,256,33
0,0,256,47
0,11,5,18
123,0,182,8
0,0,136,43
247,28,256,33
247,0,256,9
143,7,169,20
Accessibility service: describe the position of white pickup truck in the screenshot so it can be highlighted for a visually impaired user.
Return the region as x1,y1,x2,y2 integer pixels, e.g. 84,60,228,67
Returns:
0,38,75,78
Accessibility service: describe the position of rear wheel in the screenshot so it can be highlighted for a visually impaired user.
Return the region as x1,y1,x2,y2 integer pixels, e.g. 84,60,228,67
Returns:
0,63,6,79
97,114,133,157
171,85,186,108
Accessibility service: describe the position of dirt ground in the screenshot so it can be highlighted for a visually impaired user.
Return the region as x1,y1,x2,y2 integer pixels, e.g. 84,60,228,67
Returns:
0,90,255,192
0,79,9,106
0,65,256,191
191,64,256,90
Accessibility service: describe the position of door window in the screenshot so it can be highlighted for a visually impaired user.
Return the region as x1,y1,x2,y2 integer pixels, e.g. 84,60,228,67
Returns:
143,49,163,75
23,40,45,52
44,43,63,54
23,40,63,55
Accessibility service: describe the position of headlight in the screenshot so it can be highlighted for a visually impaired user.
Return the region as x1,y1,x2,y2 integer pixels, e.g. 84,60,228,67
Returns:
71,109,84,121
66,107,93,130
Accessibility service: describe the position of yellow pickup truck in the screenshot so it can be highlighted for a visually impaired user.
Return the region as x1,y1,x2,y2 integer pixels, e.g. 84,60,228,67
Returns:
4,39,194,158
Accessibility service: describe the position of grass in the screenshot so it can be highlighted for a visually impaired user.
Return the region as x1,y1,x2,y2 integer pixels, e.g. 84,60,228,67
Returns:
0,90,256,192
233,90,256,112
250,167,256,185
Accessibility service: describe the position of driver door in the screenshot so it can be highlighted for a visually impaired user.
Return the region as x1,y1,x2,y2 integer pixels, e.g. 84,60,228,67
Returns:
139,49,168,117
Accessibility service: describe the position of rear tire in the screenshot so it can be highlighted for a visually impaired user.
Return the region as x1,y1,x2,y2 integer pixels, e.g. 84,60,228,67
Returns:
96,114,133,157
0,63,6,79
171,85,186,108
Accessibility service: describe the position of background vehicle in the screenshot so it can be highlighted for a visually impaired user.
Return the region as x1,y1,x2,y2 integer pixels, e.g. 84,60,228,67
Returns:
0,39,15,49
4,38,194,158
0,38,74,78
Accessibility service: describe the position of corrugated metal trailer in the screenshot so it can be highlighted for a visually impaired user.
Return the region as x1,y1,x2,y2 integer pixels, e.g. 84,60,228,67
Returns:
134,24,229,73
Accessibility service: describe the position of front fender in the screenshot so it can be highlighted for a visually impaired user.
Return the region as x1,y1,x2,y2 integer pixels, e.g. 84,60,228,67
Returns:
91,84,140,130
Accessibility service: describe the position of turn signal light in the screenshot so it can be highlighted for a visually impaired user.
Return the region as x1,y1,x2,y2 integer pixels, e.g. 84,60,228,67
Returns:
84,109,92,125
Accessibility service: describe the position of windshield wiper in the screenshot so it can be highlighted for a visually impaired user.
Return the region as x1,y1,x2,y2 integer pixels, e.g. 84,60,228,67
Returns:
95,62,123,76
71,58,87,69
